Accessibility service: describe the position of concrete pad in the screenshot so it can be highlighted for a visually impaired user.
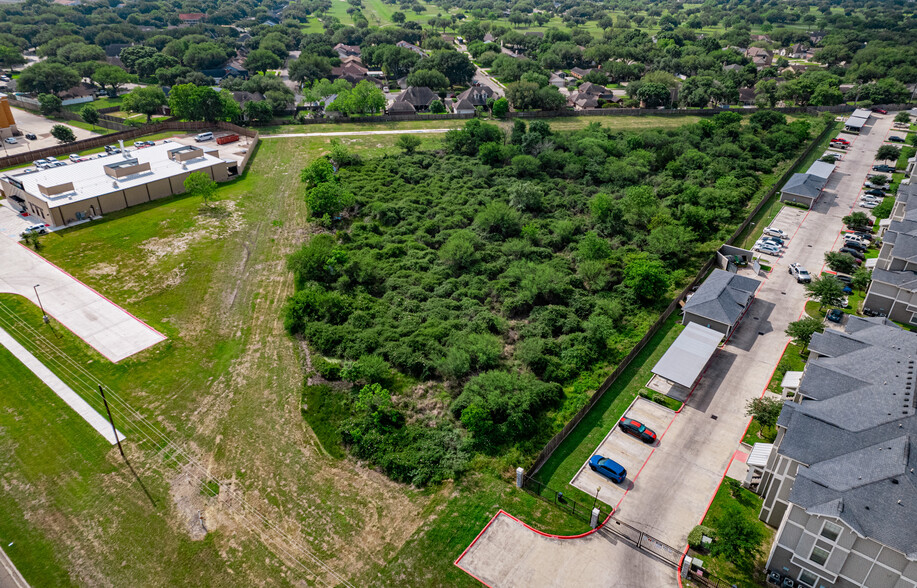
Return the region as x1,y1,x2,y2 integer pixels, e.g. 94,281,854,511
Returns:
455,511,675,588
726,450,750,482
570,399,675,508
646,374,690,401
0,236,165,363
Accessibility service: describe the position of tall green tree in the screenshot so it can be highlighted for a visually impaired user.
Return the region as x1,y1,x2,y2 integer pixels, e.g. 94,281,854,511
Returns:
79,103,99,130
121,86,167,123
0,45,24,74
785,316,824,349
91,65,134,97
710,504,765,564
50,124,76,143
184,171,217,207
805,275,845,309
37,93,62,116
17,62,80,96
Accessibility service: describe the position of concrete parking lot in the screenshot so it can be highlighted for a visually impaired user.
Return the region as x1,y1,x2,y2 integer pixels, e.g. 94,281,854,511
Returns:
571,399,675,507
2,107,100,157
455,511,673,588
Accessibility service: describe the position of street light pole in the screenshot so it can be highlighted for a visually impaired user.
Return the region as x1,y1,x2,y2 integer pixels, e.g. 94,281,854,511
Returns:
33,284,48,324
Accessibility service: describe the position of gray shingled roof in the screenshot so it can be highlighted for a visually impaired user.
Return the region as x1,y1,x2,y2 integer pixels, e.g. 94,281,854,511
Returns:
872,267,917,290
683,269,761,326
397,86,436,108
782,172,827,198
777,318,917,557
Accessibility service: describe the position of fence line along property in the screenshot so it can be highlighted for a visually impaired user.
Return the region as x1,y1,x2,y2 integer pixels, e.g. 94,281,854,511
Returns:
525,120,836,477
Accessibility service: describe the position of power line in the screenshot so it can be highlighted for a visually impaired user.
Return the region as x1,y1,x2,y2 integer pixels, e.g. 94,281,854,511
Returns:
0,301,354,588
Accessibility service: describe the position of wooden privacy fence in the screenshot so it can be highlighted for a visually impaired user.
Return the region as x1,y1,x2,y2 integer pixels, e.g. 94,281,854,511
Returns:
526,120,837,476
0,120,259,171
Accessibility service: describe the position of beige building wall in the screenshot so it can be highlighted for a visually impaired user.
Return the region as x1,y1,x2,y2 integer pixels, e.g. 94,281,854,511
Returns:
147,178,172,200
56,197,101,225
169,172,190,193
97,191,128,213
211,162,230,182
123,185,150,207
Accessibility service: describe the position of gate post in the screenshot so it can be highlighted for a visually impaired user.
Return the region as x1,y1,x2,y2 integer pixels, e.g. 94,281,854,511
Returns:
590,508,600,529
516,467,524,488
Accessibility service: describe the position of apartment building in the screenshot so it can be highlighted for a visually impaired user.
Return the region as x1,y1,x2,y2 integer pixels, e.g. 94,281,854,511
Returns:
863,182,917,323
757,316,917,588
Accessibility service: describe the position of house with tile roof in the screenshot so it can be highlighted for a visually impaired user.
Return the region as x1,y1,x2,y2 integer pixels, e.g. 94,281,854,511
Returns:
757,315,917,588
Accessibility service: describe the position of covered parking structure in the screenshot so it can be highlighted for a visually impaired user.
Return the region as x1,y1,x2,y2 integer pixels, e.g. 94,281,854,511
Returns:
647,322,723,400
844,108,871,132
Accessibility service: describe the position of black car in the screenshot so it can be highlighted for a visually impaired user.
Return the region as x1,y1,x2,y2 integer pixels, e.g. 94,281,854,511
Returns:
24,132,36,140
835,273,853,284
865,189,885,197
618,417,657,444
844,240,867,251
889,136,905,142
852,232,874,241
840,247,866,261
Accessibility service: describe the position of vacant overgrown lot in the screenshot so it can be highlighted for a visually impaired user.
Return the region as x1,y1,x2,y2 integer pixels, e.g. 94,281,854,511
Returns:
0,133,591,586
285,112,824,487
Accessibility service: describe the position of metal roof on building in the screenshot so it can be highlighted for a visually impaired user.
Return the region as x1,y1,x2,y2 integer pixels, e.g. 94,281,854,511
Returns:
651,322,722,388
8,143,225,208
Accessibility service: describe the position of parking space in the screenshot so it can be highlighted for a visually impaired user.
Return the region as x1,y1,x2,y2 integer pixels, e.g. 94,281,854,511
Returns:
570,398,675,507
2,107,100,156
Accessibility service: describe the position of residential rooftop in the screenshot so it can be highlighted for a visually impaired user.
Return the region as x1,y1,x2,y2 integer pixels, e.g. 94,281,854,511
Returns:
779,316,917,557
683,268,761,326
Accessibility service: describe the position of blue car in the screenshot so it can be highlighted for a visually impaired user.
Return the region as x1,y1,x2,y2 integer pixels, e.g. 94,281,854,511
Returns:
589,455,627,483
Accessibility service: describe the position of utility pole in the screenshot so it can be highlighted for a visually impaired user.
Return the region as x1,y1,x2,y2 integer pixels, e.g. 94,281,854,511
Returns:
33,284,48,324
99,385,126,459
98,385,157,507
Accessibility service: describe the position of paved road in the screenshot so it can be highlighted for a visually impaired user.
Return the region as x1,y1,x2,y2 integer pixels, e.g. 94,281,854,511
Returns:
0,546,28,588
610,112,896,547
456,512,673,588
0,206,166,363
455,42,505,98
260,128,456,138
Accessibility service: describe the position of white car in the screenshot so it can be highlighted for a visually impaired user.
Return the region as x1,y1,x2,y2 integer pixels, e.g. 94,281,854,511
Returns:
68,153,81,162
859,201,879,209
753,243,781,255
763,227,788,238
4,137,16,144
788,263,811,283
864,182,888,190
23,223,47,235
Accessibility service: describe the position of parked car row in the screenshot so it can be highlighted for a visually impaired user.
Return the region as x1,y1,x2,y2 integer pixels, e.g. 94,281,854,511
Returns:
31,156,66,169
754,234,786,255
589,417,659,485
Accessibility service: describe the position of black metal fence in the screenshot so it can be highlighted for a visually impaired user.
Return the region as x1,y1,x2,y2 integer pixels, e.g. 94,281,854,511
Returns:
522,475,612,525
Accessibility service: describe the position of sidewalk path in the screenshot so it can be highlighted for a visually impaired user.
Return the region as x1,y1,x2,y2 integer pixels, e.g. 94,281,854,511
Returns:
0,545,28,588
260,128,455,138
0,326,122,444
0,231,165,363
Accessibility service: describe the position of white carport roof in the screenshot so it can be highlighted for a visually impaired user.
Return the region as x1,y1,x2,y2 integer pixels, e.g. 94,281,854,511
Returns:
651,322,722,388
747,443,774,468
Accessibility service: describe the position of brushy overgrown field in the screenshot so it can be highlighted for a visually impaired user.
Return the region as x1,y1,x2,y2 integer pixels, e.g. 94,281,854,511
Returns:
286,111,825,487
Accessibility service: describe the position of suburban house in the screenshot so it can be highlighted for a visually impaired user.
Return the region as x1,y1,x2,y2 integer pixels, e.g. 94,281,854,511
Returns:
567,81,619,110
230,91,264,110
746,47,774,68
178,12,205,25
455,85,495,109
0,144,233,227
396,86,437,111
757,316,917,588
200,58,248,80
332,60,369,83
483,33,495,43
723,63,744,73
737,87,756,106
864,183,917,323
387,100,416,115
570,67,594,79
0,93,17,139
396,40,427,57
549,72,567,87
333,43,361,59
59,82,99,106
846,108,872,133
452,97,475,115
682,269,761,338
780,160,835,209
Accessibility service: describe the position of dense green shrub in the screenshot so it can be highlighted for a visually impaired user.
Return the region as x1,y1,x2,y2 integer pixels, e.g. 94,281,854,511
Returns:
688,525,716,549
286,116,813,484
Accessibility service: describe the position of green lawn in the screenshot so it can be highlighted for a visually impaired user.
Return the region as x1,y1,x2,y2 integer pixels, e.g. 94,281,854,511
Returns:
690,478,775,588
63,96,124,113
897,146,915,170
766,343,806,395
531,315,685,508
742,419,776,446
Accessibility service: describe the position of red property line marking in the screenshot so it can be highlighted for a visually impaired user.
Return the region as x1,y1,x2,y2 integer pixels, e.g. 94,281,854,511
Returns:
15,241,166,341
454,508,618,586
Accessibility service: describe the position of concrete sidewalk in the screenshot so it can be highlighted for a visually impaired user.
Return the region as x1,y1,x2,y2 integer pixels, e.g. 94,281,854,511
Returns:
0,546,28,588
0,326,123,444
0,233,165,363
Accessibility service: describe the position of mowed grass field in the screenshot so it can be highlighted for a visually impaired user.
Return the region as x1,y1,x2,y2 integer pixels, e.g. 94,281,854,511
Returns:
0,133,589,586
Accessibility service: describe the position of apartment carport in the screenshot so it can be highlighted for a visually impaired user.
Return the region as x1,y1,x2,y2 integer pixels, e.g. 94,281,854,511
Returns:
648,322,722,400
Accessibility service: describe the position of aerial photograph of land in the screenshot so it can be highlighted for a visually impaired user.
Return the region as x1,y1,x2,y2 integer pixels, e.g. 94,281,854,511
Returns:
0,0,916,586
